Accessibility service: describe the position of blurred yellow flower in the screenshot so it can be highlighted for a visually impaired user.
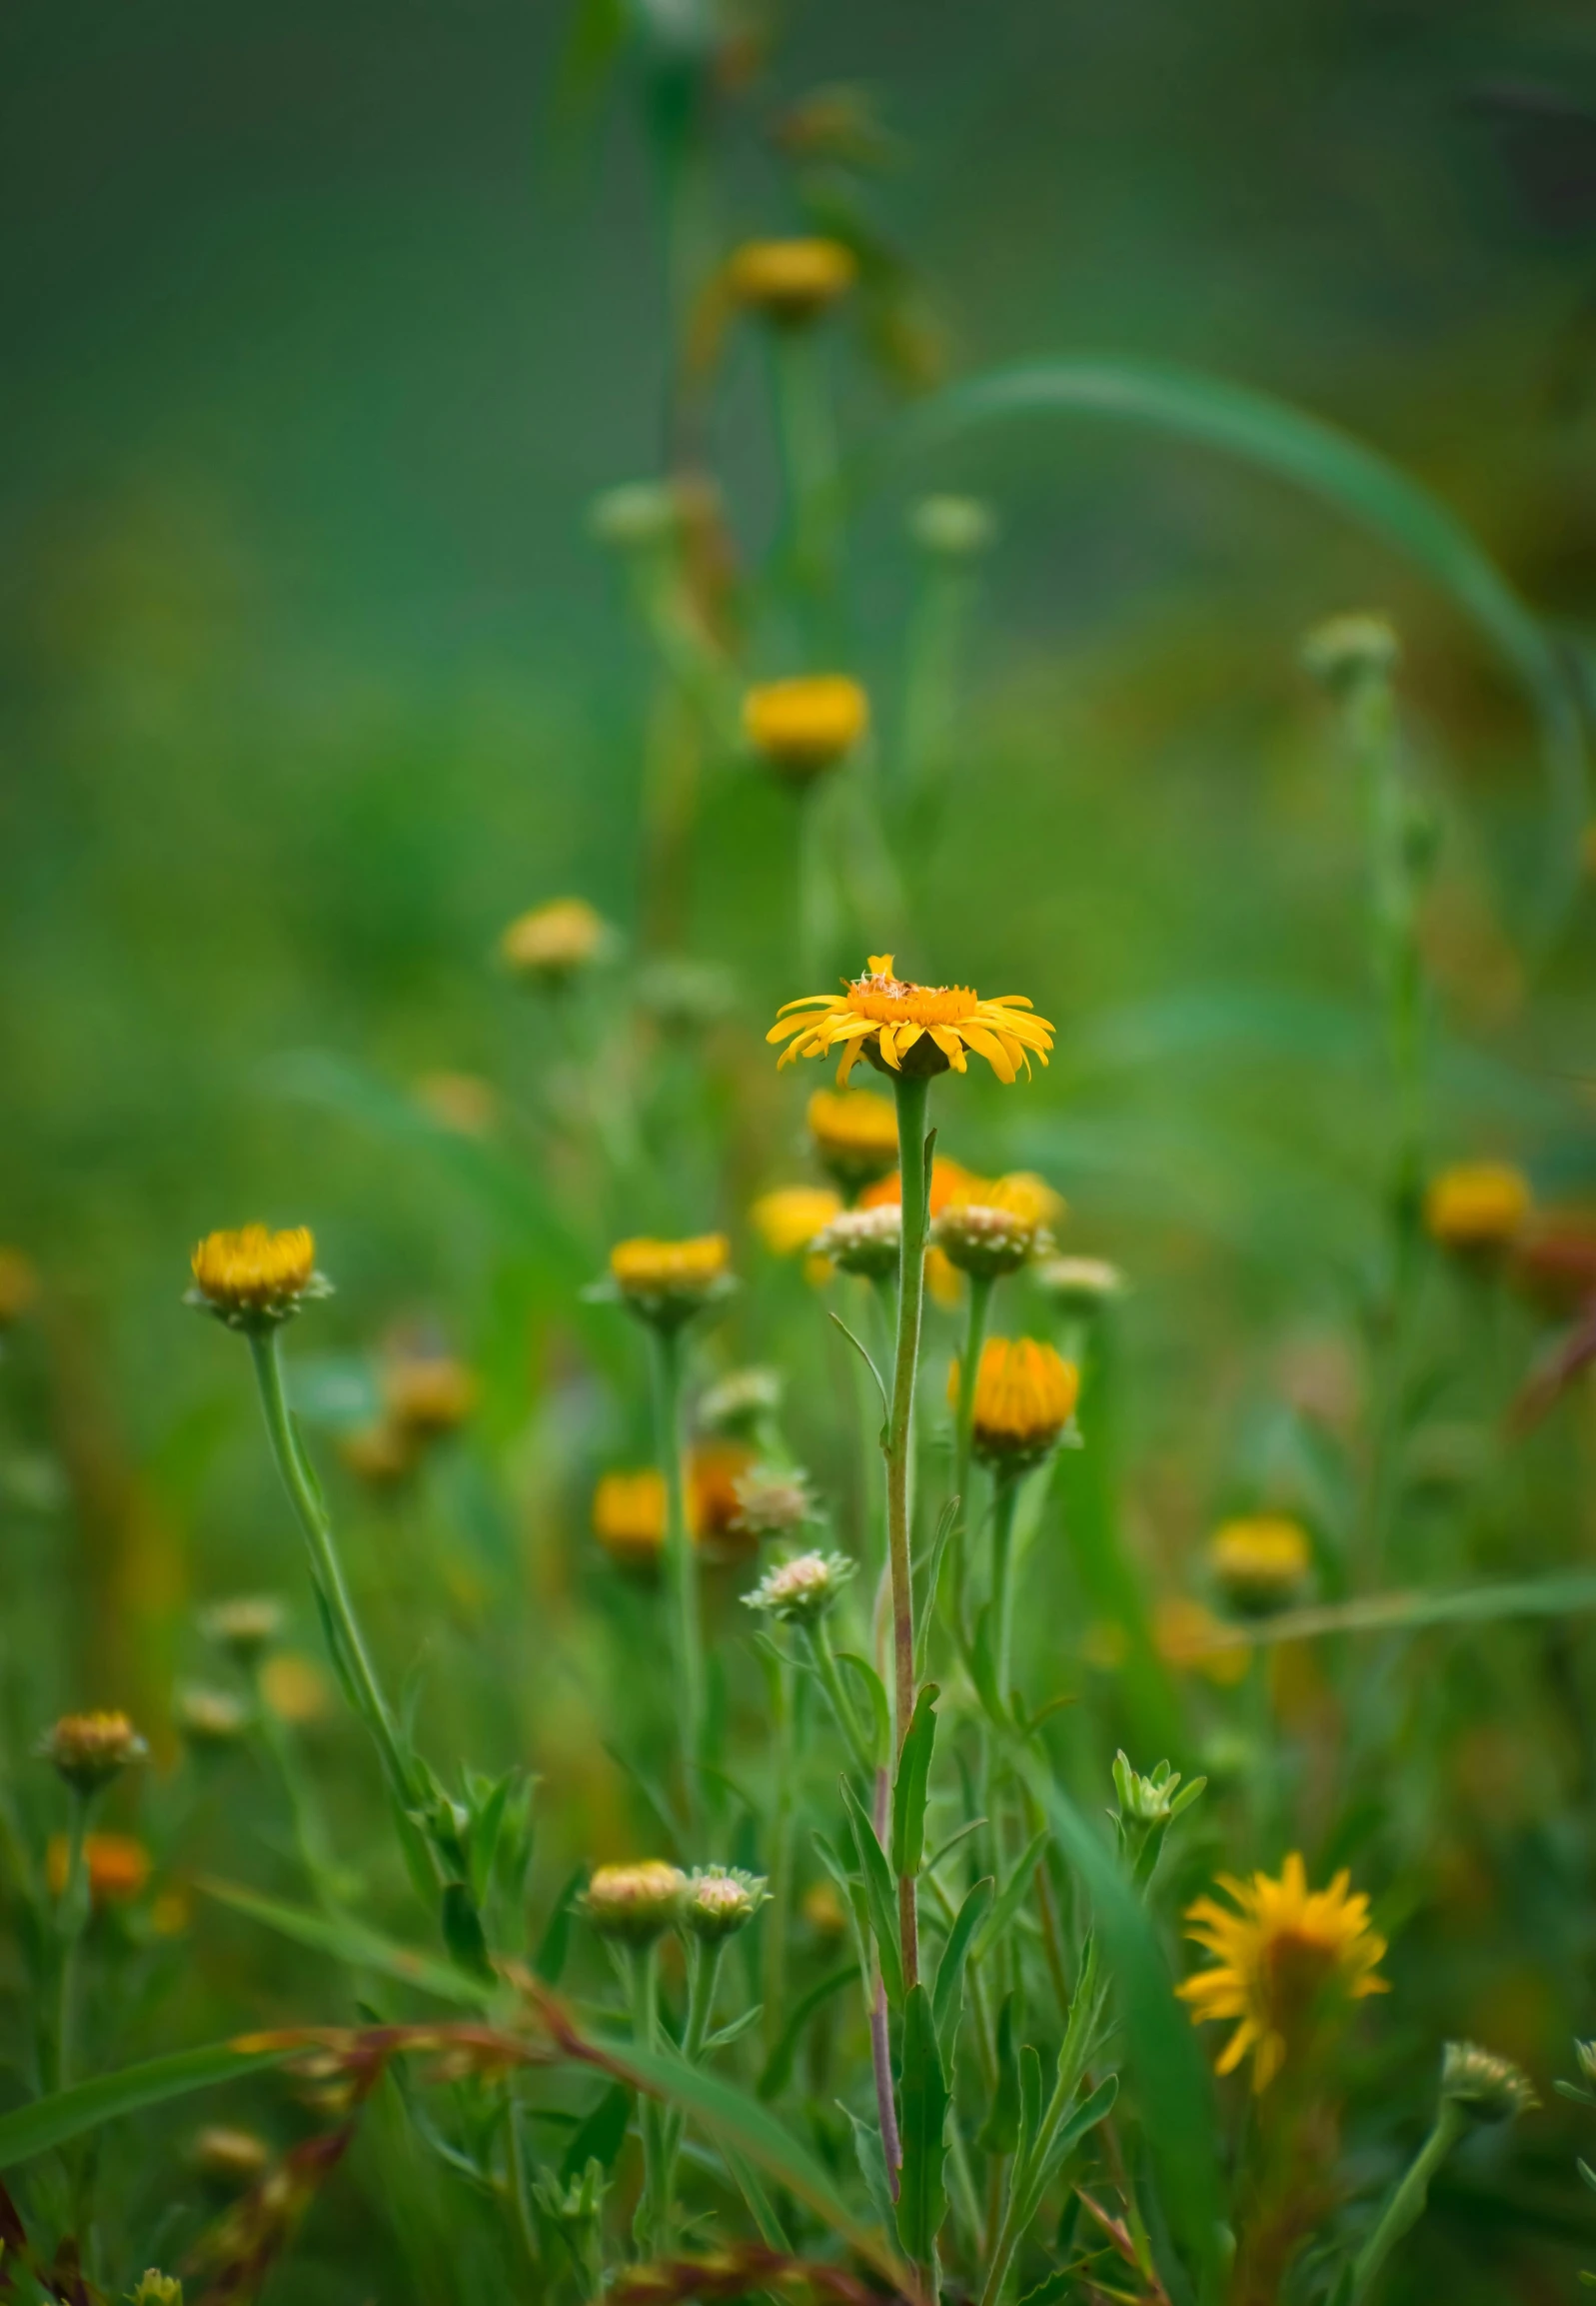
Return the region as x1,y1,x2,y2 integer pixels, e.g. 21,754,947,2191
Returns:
743,676,868,783
1177,1852,1388,2090
806,1088,898,1192
383,1347,478,1438
752,1185,843,1255
771,956,1053,1087
954,1336,1078,1466
608,1233,734,1328
0,1247,38,1325
501,897,610,982
47,1831,151,1905
1208,1515,1312,1615
592,1447,757,1569
1152,1598,1250,1687
339,1422,417,1487
727,237,856,322
188,1225,325,1326
259,1652,332,1725
1424,1161,1532,1252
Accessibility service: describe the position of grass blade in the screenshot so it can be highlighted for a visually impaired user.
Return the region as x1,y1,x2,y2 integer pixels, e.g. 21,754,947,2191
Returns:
201,1879,493,2007
0,2040,298,2169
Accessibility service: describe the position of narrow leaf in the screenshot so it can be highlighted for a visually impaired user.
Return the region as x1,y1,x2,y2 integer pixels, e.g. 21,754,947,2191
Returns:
201,1879,492,2006
0,2040,298,2169
978,1992,1021,2155
841,1777,904,2010
891,1683,940,1877
894,1983,950,2264
759,1966,857,2101
931,1877,994,2057
971,1830,1048,1963
535,1863,587,1985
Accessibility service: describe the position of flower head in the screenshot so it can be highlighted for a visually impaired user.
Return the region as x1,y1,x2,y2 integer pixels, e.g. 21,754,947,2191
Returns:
933,1201,1049,1280
501,898,612,984
1300,612,1401,693
39,1710,148,1796
582,1860,687,1944
727,237,856,323
770,956,1053,1087
681,1867,769,1941
188,1226,330,1330
731,1462,816,1541
383,1347,478,1438
744,677,868,784
806,1088,898,1193
956,1337,1079,1467
1440,2040,1537,2124
47,1831,151,1905
606,1234,735,1329
0,1247,39,1326
745,1549,856,1625
1176,1852,1388,2091
592,1449,756,1569
697,1365,784,1439
1207,1516,1312,1616
752,1186,843,1257
1425,1161,1532,1253
174,1686,251,1750
810,1204,901,1281
340,1422,418,1487
1035,1255,1126,1316
200,1595,286,1667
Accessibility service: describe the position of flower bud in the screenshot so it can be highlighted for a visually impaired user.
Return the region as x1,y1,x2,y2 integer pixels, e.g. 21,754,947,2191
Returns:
681,1866,768,1941
811,1204,900,1281
200,1595,286,1668
743,676,868,785
131,2274,183,2306
1034,1255,1126,1316
697,1365,784,1440
582,1860,688,1945
1424,1162,1532,1255
604,1235,735,1330
1440,2040,1537,2124
1300,612,1400,693
933,1201,1047,1280
190,2126,272,2187
805,1088,898,1194
727,238,856,324
909,495,996,561
731,1463,816,1542
500,898,613,985
383,1347,478,1439
39,1710,148,1796
958,1337,1079,1467
174,1686,251,1751
187,1226,331,1330
1206,1516,1312,1616
744,1549,855,1625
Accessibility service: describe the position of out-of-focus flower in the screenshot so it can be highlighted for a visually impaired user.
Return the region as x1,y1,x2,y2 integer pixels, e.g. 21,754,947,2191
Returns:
414,1072,498,1138
39,1710,148,1796
188,1226,330,1330
698,1366,784,1440
681,1867,768,1941
1153,1599,1250,1688
743,676,868,785
954,1337,1078,1467
744,1549,856,1624
727,237,856,323
1300,612,1401,692
190,2127,272,2186
1424,1161,1532,1253
773,84,898,171
860,1153,985,1303
752,1186,843,1256
909,495,997,560
1440,2040,1537,2123
130,2274,183,2306
772,955,1053,1088
46,1831,151,1905
810,1204,900,1281
590,481,680,552
1034,1256,1126,1316
383,1346,478,1439
606,1235,735,1329
692,1445,759,1560
339,1422,417,1488
1177,1852,1388,2090
806,1088,898,1193
501,898,613,985
582,1860,687,1944
1207,1516,1312,1616
592,1449,756,1569
0,1247,39,1326
174,1687,251,1751
635,957,738,1034
934,1202,1048,1280
201,1596,286,1668
731,1463,816,1541
801,1878,848,1935
259,1653,331,1726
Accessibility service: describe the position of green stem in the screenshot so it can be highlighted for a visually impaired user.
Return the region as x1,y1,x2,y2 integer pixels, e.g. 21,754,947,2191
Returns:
1350,2100,1464,2301
649,1323,703,1827
989,1469,1021,1702
764,1660,795,2053
253,1676,345,1912
952,1270,994,1609
806,1620,876,1779
886,1069,931,1991
53,1793,90,2093
772,324,842,626
629,1944,669,2254
248,1330,415,1815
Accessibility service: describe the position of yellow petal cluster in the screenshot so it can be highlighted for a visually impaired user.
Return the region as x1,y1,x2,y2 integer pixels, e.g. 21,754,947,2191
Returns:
955,1336,1078,1465
1207,1515,1312,1614
1424,1161,1532,1251
501,897,609,981
805,1088,898,1191
743,676,868,782
190,1225,321,1323
727,237,856,321
771,957,1053,1087
1176,1853,1388,2091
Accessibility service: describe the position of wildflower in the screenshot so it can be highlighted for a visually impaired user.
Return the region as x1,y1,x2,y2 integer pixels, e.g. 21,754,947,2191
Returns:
810,1204,901,1281
697,1365,785,1439
606,1234,735,1329
582,1860,688,1944
681,1867,769,1941
731,1463,816,1541
501,897,612,984
727,237,856,323
743,676,868,784
1440,2040,1537,2124
1153,1598,1249,1686
1300,612,1401,692
339,1422,417,1487
130,2274,183,2306
955,1337,1078,1467
174,1686,251,1750
910,495,997,561
752,1185,843,1256
801,1878,848,1935
200,1595,285,1667
1177,1852,1389,2090
592,1451,755,1568
692,1445,760,1560
1424,1161,1532,1253
1035,1255,1126,1315
1208,1516,1313,1616
806,1088,898,1193
0,1247,38,1326
383,1346,478,1438
934,1201,1049,1280
187,1226,330,1330
190,2127,272,2185
46,1832,151,1904
39,1710,148,1796
259,1652,330,1725
744,1549,856,1624
771,955,1053,1087
415,1071,498,1138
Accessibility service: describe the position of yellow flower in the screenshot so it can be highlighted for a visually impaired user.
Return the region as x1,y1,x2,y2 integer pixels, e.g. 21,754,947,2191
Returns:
1176,1852,1389,2090
501,897,610,982
188,1225,327,1328
727,237,856,322
0,1247,39,1326
46,1831,151,1905
1424,1161,1532,1252
608,1233,734,1327
934,1179,1058,1280
983,1171,1066,1228
1152,1598,1251,1687
806,1088,898,1192
39,1710,148,1794
752,1186,843,1256
592,1448,757,1569
1208,1515,1312,1615
582,1859,688,1943
259,1652,331,1725
770,956,1053,1087
383,1347,478,1437
743,676,869,783
339,1421,418,1487
955,1336,1079,1466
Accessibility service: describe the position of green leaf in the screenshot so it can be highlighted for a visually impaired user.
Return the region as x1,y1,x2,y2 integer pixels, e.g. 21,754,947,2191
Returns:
890,1683,939,1878
535,1864,586,1986
723,2142,793,2250
842,2103,899,2240
833,1652,891,1768
560,2081,631,2184
978,1992,1021,2155
0,2039,298,2169
200,1879,492,2006
967,1604,1008,1731
1017,2043,1044,2168
971,1829,1048,1964
828,1310,890,1426
894,1982,950,2265
758,1965,857,2101
1028,2073,1119,2210
440,1882,493,1981
467,1770,517,1910
840,1776,904,2010
899,355,1586,951
931,1877,993,2058
810,1830,871,1987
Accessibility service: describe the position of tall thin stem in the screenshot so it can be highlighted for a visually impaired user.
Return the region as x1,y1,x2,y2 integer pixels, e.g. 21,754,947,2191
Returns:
886,1069,931,1990
248,1330,414,1814
1350,2100,1464,2300
649,1323,703,1825
628,1945,669,2253
870,1763,903,2197
53,1793,90,2094
989,1469,1021,1700
952,1271,994,1604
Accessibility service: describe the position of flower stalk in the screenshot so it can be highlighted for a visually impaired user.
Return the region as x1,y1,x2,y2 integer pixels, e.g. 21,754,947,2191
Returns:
886,1069,931,1991
1349,2096,1464,2301
648,1322,704,1823
951,1268,995,1597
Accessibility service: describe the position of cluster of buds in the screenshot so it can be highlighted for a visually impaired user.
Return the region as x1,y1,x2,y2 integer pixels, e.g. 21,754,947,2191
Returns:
39,1710,148,1797
810,1204,900,1281
1110,1751,1206,1888
1207,1515,1312,1617
601,1235,737,1331
744,1550,855,1626
188,1226,332,1331
581,1861,767,1947
500,896,615,987
1440,2040,1537,2125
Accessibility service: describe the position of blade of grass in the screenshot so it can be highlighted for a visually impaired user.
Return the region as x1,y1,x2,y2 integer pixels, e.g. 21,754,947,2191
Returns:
0,2040,299,2169
200,1879,494,2007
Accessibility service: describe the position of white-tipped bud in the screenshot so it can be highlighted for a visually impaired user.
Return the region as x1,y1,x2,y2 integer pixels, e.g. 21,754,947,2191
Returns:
744,1549,855,1625
681,1867,768,1941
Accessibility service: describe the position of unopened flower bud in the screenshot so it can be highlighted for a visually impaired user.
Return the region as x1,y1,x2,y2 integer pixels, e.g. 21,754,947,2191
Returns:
1424,1162,1532,1255
1207,1516,1312,1616
200,1596,286,1669
744,1549,855,1625
1034,1256,1126,1316
933,1201,1048,1280
698,1365,785,1440
500,898,613,985
581,1860,688,1945
383,1348,478,1439
743,676,868,785
174,1686,251,1751
187,1226,331,1331
1300,612,1400,693
603,1235,736,1330
39,1711,148,1797
727,238,856,325
811,1204,900,1280
682,1867,768,1941
732,1464,816,1541
958,1338,1079,1468
1440,2040,1537,2124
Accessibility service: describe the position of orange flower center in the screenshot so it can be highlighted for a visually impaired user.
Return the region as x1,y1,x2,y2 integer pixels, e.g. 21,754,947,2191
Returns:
844,967,981,1027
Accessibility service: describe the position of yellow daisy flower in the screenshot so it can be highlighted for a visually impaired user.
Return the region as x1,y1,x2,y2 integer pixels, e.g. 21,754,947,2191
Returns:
743,676,869,783
952,1335,1079,1466
188,1224,328,1327
751,1185,843,1255
1176,1852,1389,2091
1208,1515,1312,1615
770,956,1054,1087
